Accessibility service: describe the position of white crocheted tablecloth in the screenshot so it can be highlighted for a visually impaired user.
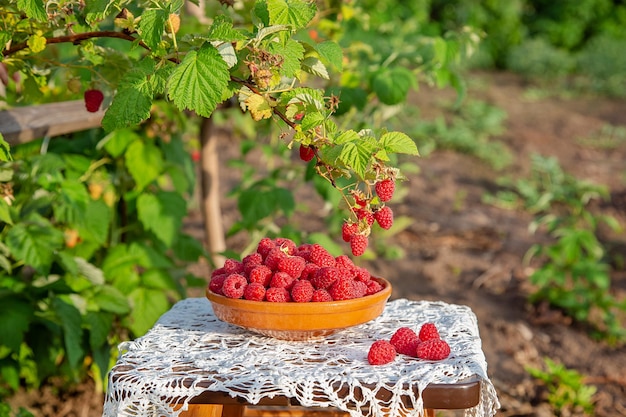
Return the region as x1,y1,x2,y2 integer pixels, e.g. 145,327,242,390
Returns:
103,298,500,417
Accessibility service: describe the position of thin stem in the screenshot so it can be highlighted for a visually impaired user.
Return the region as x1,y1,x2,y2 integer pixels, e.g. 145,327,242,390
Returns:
3,31,150,57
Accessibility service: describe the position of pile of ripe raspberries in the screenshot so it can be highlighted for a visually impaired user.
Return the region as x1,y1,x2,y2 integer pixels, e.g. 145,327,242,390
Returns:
368,323,451,365
209,237,385,303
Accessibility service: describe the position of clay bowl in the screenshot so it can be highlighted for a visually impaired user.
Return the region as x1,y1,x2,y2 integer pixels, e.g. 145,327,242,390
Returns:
205,277,392,341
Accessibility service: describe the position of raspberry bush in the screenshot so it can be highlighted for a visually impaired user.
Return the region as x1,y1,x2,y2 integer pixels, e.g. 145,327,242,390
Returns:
0,0,479,398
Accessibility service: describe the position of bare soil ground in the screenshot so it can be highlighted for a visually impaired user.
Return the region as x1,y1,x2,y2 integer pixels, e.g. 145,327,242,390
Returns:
7,72,626,417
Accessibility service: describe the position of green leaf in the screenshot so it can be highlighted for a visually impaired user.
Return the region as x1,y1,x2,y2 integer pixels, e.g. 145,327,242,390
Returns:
137,191,186,246
126,287,170,336
85,0,115,23
207,15,247,41
52,298,84,369
0,134,12,161
92,286,130,315
339,138,377,179
139,9,168,51
52,179,89,224
129,242,174,269
334,130,360,145
316,41,343,72
270,39,305,78
6,215,64,274
99,129,140,157
301,56,329,79
141,269,177,291
267,0,316,29
371,67,416,105
80,199,111,245
125,140,164,191
379,132,419,155
167,43,229,118
300,112,325,131
171,234,206,262
84,311,113,349
16,0,46,21
0,298,33,352
102,67,154,132
0,198,13,225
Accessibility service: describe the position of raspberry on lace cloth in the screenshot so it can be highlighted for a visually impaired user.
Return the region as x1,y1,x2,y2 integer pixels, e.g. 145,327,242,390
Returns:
102,298,500,417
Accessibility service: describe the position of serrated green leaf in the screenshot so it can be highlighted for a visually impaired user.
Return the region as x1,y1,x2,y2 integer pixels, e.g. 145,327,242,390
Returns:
139,9,168,51
267,0,316,29
0,254,11,273
316,41,343,72
334,130,360,145
379,131,419,155
125,140,163,191
6,216,64,274
167,43,229,117
27,32,46,53
52,298,84,369
16,0,46,21
339,138,377,179
270,39,304,77
53,179,89,224
129,242,174,268
300,112,324,131
0,298,33,352
101,69,153,132
137,191,186,246
126,287,170,336
301,56,329,79
92,286,130,315
207,15,247,41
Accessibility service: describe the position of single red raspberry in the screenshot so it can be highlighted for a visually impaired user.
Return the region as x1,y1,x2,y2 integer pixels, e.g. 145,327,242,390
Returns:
257,237,276,259
416,338,450,361
293,243,312,260
248,265,273,287
84,89,104,113
243,253,263,275
308,244,336,267
223,258,244,274
299,145,315,162
264,247,288,271
291,279,314,302
335,255,355,271
209,274,227,295
374,206,394,230
365,279,383,295
310,267,340,289
270,271,295,290
367,340,396,365
341,221,359,242
355,208,375,226
375,178,395,202
418,323,440,342
328,277,355,300
274,237,297,255
311,288,333,302
300,262,320,281
354,266,371,282
278,255,306,278
350,234,368,257
243,282,266,301
353,280,367,298
390,327,420,357
265,287,291,302
211,266,226,278
221,274,247,299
